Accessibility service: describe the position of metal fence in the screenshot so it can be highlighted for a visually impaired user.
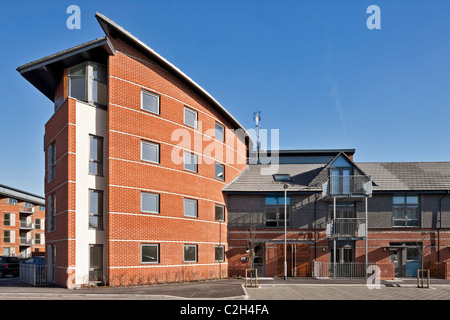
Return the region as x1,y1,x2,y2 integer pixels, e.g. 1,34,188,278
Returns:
20,264,49,286
314,262,375,279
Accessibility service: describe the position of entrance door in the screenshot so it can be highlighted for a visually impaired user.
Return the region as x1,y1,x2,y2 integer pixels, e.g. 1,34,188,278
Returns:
252,244,264,277
390,249,402,277
277,244,310,277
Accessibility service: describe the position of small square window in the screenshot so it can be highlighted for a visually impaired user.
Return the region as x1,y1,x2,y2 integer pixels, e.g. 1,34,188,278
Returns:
184,244,197,263
141,192,159,214
215,122,225,142
141,244,159,264
184,198,198,218
215,163,225,181
141,140,160,164
184,151,198,173
184,107,197,129
142,90,160,114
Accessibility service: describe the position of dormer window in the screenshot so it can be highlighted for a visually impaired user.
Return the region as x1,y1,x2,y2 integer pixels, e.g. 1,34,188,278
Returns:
68,62,107,107
273,174,292,182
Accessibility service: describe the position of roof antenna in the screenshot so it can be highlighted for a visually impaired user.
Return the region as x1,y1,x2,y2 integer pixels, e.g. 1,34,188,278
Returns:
253,111,262,153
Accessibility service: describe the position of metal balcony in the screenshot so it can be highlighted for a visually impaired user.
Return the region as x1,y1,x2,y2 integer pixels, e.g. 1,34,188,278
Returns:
322,175,372,200
326,218,367,239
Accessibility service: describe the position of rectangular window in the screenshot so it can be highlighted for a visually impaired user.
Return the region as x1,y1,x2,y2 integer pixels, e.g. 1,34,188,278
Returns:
184,107,198,129
3,230,10,243
35,219,42,230
184,198,198,218
215,245,225,262
141,244,160,264
38,205,45,211
141,192,159,214
141,90,160,115
264,194,291,228
35,233,41,245
215,122,225,142
47,142,56,182
141,140,160,164
89,244,103,283
69,62,107,107
393,194,419,227
47,194,55,232
89,135,103,176
184,244,198,263
3,213,10,226
215,204,225,221
215,162,225,181
184,151,198,173
24,202,33,208
89,189,103,229
8,198,17,205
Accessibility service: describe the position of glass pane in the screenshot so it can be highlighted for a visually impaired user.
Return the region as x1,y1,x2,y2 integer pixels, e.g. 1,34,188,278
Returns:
266,207,277,220
89,162,101,176
184,245,197,262
142,193,158,213
215,205,224,221
184,108,197,128
142,91,159,114
215,163,224,180
406,247,421,261
215,123,224,141
92,64,106,82
278,195,290,205
184,199,197,217
406,195,418,204
89,191,100,215
70,77,86,101
215,246,224,261
393,195,405,204
393,219,406,227
89,245,102,269
393,206,405,219
89,215,99,229
69,64,85,76
142,141,159,163
406,206,419,220
92,80,107,105
142,245,158,263
184,152,197,172
265,195,277,205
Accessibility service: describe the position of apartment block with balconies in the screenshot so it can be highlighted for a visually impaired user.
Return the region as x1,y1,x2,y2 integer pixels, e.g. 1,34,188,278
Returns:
0,184,45,259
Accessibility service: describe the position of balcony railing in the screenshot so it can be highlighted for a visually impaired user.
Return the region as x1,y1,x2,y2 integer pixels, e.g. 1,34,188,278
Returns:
20,221,34,229
20,237,33,246
326,218,367,238
19,206,35,214
323,175,372,198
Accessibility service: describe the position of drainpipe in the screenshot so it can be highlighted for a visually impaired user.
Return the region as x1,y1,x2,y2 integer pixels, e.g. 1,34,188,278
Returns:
438,190,450,261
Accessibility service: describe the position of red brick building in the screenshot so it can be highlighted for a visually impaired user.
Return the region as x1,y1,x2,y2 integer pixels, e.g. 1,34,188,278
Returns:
18,13,248,287
0,184,45,260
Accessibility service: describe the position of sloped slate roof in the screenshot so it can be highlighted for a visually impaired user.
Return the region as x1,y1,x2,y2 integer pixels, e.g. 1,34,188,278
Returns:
223,162,450,193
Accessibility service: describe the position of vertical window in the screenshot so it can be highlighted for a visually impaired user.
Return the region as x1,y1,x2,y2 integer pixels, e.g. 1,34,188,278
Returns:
89,189,103,229
184,198,198,218
215,245,225,262
184,151,198,173
8,198,17,205
3,230,11,243
35,233,42,245
89,135,103,176
141,90,160,114
35,218,42,230
39,205,45,211
47,194,56,232
141,140,160,164
3,213,10,226
47,142,56,182
141,244,160,264
215,204,225,221
91,63,107,106
24,202,33,208
215,122,225,142
184,244,198,263
184,107,198,129
89,244,103,283
215,162,225,181
141,192,159,214
68,63,86,101
393,194,419,227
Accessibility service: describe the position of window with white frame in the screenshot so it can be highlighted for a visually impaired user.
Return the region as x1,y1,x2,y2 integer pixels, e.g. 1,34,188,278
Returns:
215,162,225,181
215,122,225,142
141,140,160,164
141,90,160,114
68,62,107,107
184,198,198,218
215,204,225,221
184,151,198,173
141,192,159,214
184,107,197,129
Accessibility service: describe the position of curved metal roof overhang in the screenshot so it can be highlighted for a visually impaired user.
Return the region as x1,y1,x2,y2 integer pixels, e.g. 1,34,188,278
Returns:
95,12,249,134
17,37,115,102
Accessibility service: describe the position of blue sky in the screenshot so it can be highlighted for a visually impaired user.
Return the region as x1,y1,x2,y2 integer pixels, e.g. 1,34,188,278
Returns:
1,0,450,196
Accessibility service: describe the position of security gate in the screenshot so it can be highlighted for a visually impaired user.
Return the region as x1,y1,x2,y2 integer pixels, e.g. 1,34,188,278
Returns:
277,243,311,277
